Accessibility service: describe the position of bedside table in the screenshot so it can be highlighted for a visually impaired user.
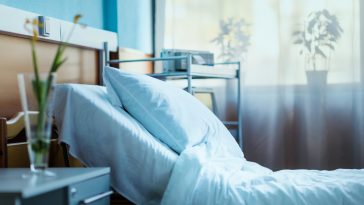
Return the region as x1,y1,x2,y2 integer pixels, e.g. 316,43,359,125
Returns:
0,168,112,205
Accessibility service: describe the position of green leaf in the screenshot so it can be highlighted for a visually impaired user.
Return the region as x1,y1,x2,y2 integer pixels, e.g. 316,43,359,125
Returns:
304,40,312,52
294,39,303,44
315,47,327,58
292,31,302,35
324,43,335,50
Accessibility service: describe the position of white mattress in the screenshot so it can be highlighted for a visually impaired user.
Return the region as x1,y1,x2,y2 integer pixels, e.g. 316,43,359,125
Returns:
51,84,178,204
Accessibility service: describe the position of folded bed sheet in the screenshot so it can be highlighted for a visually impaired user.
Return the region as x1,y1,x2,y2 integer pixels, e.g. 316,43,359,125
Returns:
51,84,178,204
161,127,364,205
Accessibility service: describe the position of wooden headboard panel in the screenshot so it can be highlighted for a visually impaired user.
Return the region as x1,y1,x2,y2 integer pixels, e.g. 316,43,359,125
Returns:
118,47,153,74
0,34,98,118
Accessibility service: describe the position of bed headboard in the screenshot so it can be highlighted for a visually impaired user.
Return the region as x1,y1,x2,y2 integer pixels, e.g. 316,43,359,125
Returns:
0,5,117,118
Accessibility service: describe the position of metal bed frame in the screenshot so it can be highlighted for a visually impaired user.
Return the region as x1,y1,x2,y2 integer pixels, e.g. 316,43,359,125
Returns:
101,42,243,149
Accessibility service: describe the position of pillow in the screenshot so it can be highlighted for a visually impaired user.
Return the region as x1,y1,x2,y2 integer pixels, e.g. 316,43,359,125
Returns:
103,67,241,154
103,68,124,108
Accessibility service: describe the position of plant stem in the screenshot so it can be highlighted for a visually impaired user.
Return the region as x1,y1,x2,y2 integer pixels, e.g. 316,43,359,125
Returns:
35,80,48,141
312,55,317,71
31,40,41,102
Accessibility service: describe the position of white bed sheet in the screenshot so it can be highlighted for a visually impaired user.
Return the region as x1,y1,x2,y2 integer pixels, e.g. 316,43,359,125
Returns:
51,84,178,204
162,128,364,205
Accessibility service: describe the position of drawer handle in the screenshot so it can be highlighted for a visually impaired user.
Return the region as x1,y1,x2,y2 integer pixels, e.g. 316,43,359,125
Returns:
79,190,113,204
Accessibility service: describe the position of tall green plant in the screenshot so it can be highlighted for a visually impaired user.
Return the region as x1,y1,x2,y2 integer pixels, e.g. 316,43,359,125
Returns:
24,15,82,156
293,9,343,70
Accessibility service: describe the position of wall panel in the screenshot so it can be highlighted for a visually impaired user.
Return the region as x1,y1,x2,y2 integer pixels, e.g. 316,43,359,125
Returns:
0,34,97,118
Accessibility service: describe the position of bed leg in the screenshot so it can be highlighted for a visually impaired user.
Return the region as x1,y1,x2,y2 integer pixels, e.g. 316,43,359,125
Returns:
61,142,70,167
0,117,8,168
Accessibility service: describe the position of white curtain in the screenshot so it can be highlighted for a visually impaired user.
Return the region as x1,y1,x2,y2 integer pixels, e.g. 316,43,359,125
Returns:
159,0,364,170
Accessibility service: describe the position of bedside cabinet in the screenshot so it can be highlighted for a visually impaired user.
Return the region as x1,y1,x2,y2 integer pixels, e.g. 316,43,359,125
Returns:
0,168,112,205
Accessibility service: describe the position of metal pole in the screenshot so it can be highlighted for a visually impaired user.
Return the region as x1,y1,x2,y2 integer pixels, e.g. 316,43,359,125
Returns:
107,56,188,64
104,42,110,67
237,62,243,149
98,42,108,86
101,42,110,86
186,54,193,94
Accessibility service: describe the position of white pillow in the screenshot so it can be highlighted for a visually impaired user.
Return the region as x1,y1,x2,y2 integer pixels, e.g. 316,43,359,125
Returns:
104,67,241,154
103,68,124,108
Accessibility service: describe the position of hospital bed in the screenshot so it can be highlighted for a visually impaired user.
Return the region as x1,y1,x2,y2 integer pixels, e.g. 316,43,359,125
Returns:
51,81,364,205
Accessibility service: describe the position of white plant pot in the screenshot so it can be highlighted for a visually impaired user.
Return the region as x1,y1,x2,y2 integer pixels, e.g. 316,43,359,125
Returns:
305,70,328,87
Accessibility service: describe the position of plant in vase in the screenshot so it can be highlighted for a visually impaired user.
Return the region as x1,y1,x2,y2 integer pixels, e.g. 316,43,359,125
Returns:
211,17,251,62
19,15,81,174
292,9,343,86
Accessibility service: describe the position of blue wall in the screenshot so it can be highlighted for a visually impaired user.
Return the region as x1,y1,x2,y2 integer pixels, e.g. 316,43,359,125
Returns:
103,0,118,32
0,0,154,54
117,0,153,54
0,0,104,29
103,0,154,53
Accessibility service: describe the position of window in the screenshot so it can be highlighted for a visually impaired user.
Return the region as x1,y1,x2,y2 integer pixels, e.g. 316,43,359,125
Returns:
157,0,360,85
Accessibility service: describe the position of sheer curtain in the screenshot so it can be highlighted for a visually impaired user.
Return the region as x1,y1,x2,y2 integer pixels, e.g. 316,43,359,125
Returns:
158,0,364,170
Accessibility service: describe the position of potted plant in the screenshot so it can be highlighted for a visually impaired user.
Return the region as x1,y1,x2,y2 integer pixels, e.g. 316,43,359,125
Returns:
18,15,81,175
211,18,251,62
293,9,343,86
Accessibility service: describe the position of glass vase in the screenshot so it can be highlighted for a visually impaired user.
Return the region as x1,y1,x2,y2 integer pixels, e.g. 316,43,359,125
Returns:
17,72,57,176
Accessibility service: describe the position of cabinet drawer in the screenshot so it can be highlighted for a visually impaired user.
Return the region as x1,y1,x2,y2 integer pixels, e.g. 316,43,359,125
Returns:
68,174,111,205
